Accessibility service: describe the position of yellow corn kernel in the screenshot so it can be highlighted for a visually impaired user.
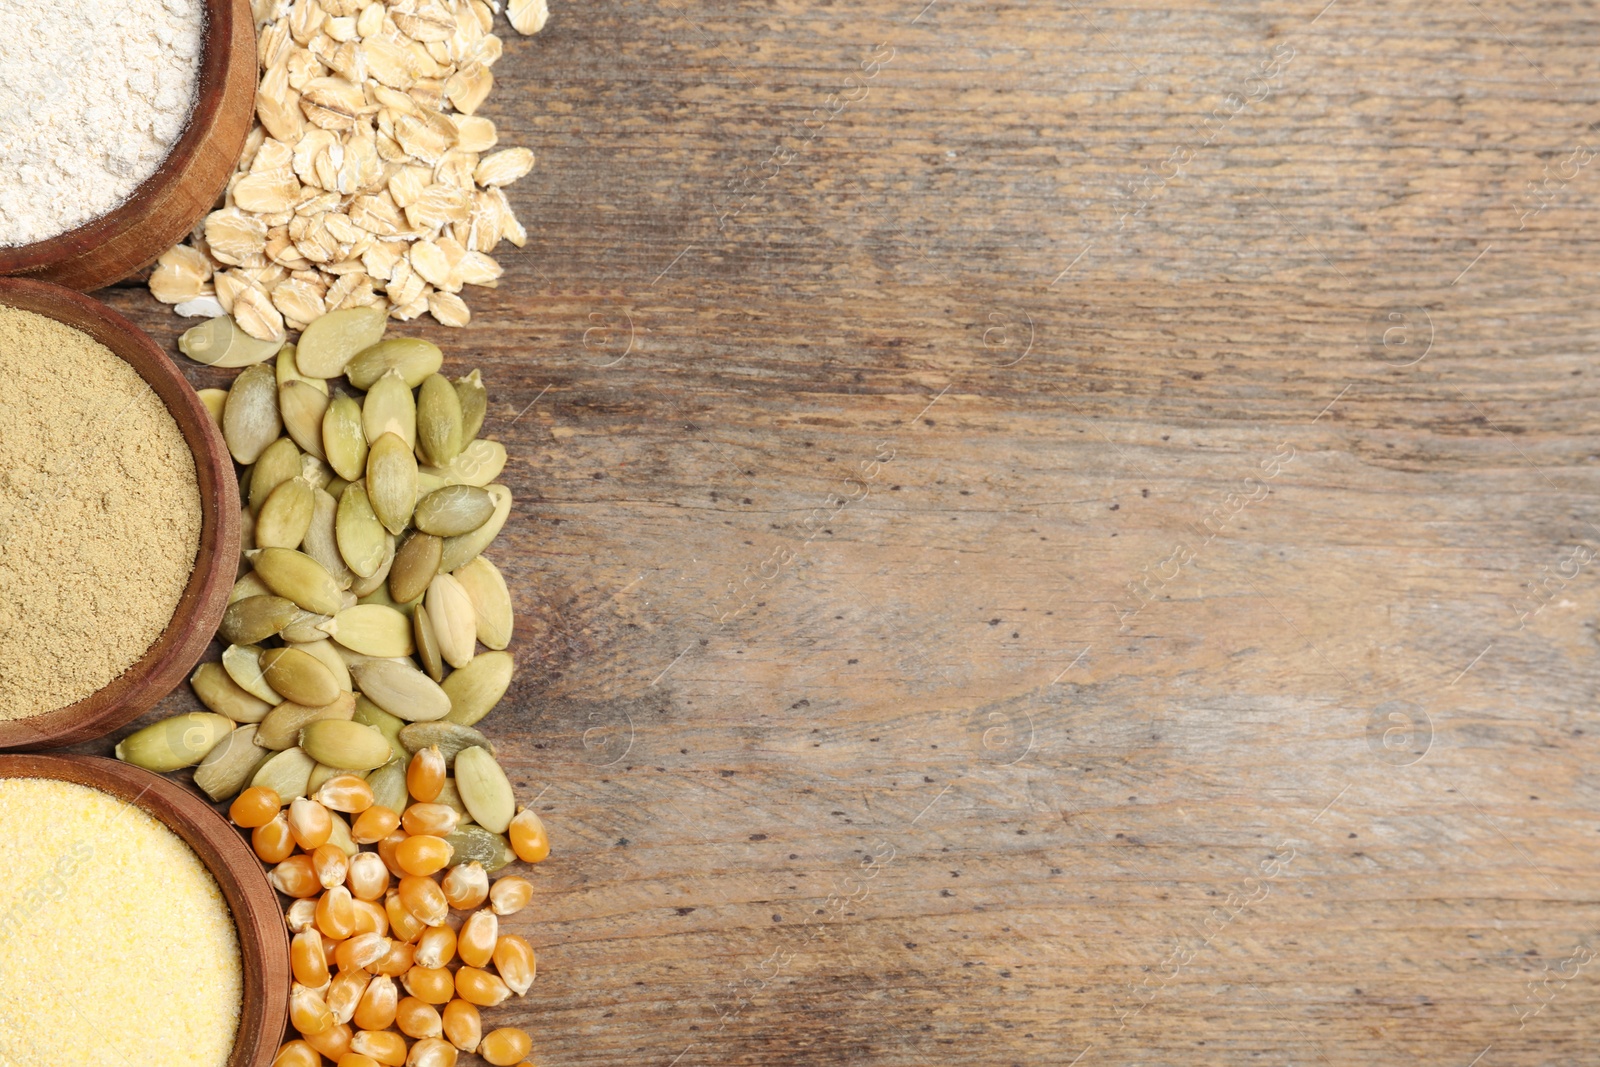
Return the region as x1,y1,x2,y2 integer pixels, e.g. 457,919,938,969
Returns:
314,774,375,813
386,890,428,942
292,929,331,987
480,1027,532,1067
407,1036,459,1067
289,797,334,850
286,897,319,933
290,982,335,1036
253,812,296,863
347,852,391,901
415,923,456,969
402,964,456,1005
507,807,549,864
492,934,536,996
407,745,446,802
232,785,283,827
353,974,398,1031
441,999,481,1053
441,861,488,910
327,967,371,1024
373,938,416,977
313,842,351,889
335,931,392,971
377,829,410,879
352,897,390,937
398,874,449,926
351,804,401,844
303,1022,353,1061
396,995,443,1039
396,834,453,876
272,1039,320,1067
454,965,510,1007
488,875,532,917
323,932,341,964
316,884,359,940
402,802,460,837
271,855,322,898
350,1029,408,1066
457,909,496,968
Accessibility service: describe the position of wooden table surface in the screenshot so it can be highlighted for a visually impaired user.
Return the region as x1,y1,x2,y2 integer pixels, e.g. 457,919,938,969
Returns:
79,0,1600,1062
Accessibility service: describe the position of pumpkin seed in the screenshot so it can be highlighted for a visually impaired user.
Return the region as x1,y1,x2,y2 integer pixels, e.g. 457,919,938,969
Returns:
179,314,281,368
198,387,228,429
299,636,354,692
280,610,335,643
416,373,463,466
261,646,342,707
439,483,510,572
326,810,358,857
413,485,494,537
420,439,506,488
249,547,346,616
223,363,282,464
455,369,486,443
300,719,394,770
322,604,415,658
194,725,271,802
426,573,476,668
441,824,515,872
366,758,409,813
413,602,444,682
434,778,469,818
325,476,350,500
441,651,513,727
307,762,360,796
222,643,280,704
238,502,255,553
252,746,317,800
256,477,315,549
452,556,513,650
258,692,357,749
362,368,417,449
296,305,387,377
115,713,234,772
367,432,418,535
280,380,330,460
249,436,302,514
276,343,328,395
454,746,514,833
398,722,495,763
323,393,369,482
191,661,273,723
228,572,273,605
353,696,410,763
358,581,421,617
389,532,442,605
301,487,356,592
336,482,389,578
350,533,396,598
345,337,443,390
219,595,300,645
348,659,451,722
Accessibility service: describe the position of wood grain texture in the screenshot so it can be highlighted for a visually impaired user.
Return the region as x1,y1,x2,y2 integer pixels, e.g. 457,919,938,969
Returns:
66,0,1600,1062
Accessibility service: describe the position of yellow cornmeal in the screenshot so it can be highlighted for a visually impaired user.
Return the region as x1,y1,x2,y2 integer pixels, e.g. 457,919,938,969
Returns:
0,778,241,1067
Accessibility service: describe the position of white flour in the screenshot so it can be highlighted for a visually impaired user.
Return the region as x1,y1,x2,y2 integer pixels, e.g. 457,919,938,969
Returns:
0,0,204,247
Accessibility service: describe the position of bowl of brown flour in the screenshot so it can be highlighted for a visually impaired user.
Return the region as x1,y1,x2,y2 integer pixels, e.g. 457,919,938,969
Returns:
0,277,240,748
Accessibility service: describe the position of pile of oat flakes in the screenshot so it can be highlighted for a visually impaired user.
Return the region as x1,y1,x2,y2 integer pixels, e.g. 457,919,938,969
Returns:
149,0,549,339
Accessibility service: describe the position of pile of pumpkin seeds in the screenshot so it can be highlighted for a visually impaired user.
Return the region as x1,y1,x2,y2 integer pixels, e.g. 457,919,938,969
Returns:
117,309,527,870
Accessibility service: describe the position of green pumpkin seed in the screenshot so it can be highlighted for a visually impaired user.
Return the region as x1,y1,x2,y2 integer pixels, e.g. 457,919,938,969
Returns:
441,651,513,727
326,809,358,857
357,582,421,617
222,643,280,703
452,555,512,650
198,387,227,429
307,762,360,796
362,368,417,449
249,547,346,616
296,305,387,377
439,484,510,572
325,476,350,500
398,721,495,763
115,713,234,772
256,477,315,550
353,696,410,764
301,487,356,592
367,432,418,535
258,692,357,749
322,604,415,658
434,778,469,818
191,661,273,723
228,572,272,605
280,611,335,643
420,439,506,489
300,454,335,490
389,532,442,605
413,484,494,537
426,573,476,668
454,746,514,833
336,482,390,578
299,719,393,770
194,725,271,802
280,380,330,460
442,824,515,872
413,602,444,682
238,502,255,555
223,363,282,465
348,659,451,722
261,646,342,707
179,314,281,368
249,437,303,514
416,373,463,466
252,746,317,800
350,532,396,598
298,636,353,691
455,369,486,443
276,343,328,395
323,394,369,482
219,594,301,645
366,758,409,812
345,337,443,390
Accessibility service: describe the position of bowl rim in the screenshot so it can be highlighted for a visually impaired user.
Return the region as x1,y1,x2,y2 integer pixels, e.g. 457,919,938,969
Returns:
0,753,287,1067
0,278,240,749
0,0,242,274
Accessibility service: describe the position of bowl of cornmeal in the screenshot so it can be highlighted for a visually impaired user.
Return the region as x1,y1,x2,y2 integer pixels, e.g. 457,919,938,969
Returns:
0,278,240,748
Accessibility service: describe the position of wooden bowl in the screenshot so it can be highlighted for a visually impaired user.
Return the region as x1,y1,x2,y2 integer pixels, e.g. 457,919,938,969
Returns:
0,278,240,749
0,0,256,291
0,754,287,1066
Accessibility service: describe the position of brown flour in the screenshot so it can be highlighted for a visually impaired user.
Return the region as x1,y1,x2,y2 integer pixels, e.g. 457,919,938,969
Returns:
0,307,200,719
